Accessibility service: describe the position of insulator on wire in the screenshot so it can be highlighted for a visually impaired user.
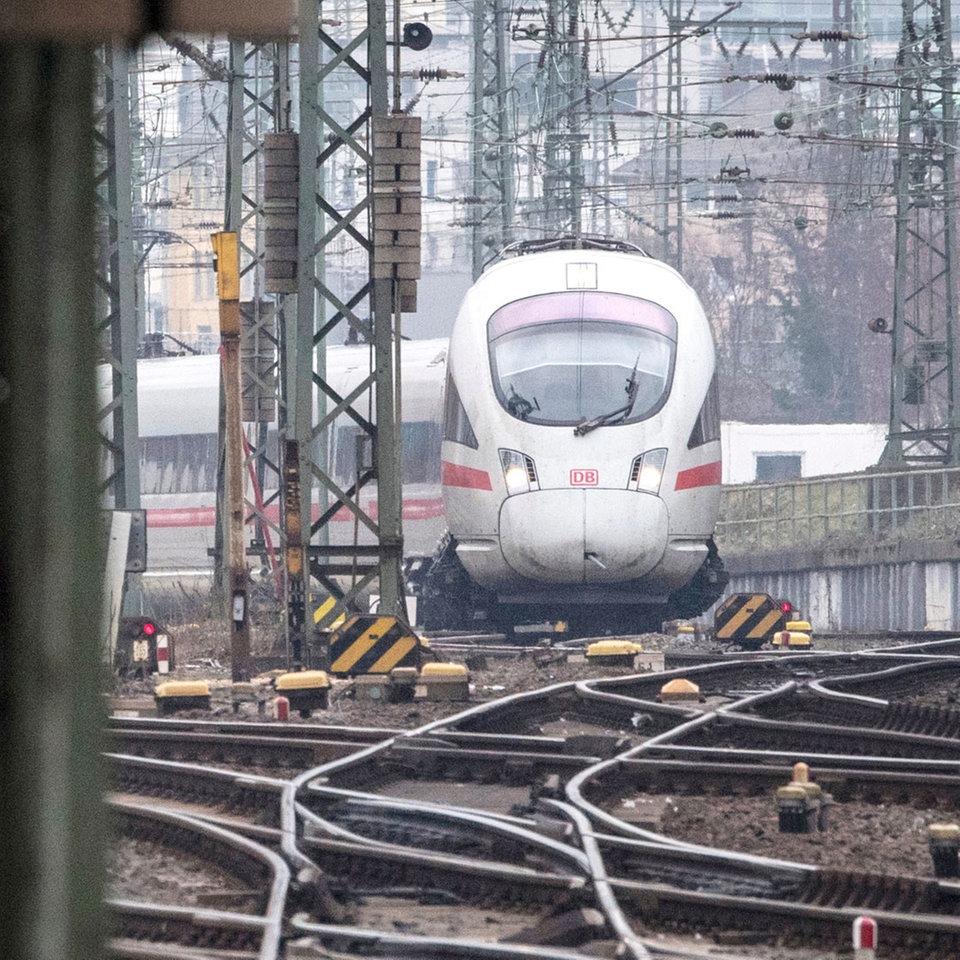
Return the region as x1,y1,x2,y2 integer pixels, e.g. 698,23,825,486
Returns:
793,29,862,41
730,129,762,138
761,73,796,91
720,165,750,180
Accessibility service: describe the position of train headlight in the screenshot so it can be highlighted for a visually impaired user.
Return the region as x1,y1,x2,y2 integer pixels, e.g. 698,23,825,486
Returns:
499,448,540,495
629,448,667,495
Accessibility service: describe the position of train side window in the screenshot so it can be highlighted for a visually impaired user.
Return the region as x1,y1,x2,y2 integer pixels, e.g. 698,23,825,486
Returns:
687,372,720,448
443,373,478,449
334,422,442,485
333,425,369,486
140,434,217,494
403,421,442,483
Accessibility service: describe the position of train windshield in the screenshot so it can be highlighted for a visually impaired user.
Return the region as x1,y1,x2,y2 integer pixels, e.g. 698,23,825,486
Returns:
488,291,677,426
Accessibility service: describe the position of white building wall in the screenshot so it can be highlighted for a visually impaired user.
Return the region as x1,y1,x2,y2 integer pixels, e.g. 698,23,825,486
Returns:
721,422,887,485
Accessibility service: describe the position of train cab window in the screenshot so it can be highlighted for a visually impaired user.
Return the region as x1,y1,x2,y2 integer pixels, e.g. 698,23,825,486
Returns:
688,372,720,448
442,372,479,449
487,291,676,426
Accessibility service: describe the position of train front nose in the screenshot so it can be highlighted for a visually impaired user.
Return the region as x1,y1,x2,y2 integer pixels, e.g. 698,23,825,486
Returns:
498,489,667,583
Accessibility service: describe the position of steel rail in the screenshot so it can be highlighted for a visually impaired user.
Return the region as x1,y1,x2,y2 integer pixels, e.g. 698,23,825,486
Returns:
106,799,288,960
298,789,591,873
541,799,652,960
286,919,624,959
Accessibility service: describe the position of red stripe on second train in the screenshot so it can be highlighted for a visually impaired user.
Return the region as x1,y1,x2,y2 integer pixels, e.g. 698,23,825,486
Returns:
674,460,722,491
146,499,444,528
148,507,217,527
441,460,493,490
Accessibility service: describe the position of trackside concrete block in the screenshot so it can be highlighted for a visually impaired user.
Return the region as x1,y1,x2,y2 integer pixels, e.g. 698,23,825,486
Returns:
276,670,330,717
929,822,960,877
658,678,702,702
586,639,643,666
420,662,469,700
154,680,211,716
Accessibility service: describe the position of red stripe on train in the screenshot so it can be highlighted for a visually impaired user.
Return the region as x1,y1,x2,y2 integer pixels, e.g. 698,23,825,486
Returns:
441,460,493,490
147,507,217,527
674,460,722,491
146,499,444,528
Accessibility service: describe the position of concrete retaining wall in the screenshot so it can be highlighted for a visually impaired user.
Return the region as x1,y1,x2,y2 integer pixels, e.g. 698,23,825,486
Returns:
721,539,960,633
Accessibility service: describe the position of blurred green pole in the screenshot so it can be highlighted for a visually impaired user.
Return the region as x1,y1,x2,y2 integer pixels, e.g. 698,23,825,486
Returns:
0,43,106,960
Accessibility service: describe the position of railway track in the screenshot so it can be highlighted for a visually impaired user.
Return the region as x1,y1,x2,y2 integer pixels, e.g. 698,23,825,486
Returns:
107,635,960,959
105,799,288,960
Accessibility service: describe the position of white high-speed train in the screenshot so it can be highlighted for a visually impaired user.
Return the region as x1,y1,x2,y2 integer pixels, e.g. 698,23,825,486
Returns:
106,237,726,635
102,338,449,573
418,237,727,636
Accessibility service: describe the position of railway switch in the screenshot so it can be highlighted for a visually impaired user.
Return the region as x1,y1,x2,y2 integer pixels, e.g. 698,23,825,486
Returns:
928,822,960,877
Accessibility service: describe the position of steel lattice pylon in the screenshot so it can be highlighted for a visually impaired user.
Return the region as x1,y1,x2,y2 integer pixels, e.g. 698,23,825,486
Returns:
222,1,403,658
95,3,406,662
94,43,141,511
884,0,960,464
470,0,515,277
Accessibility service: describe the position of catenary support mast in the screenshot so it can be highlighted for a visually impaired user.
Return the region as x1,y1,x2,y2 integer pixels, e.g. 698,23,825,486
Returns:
883,0,960,463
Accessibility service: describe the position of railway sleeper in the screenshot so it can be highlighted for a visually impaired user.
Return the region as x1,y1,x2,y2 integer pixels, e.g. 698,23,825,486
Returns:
306,845,582,910
886,701,960,738
617,883,960,957
319,808,540,865
108,907,265,954
798,870,946,913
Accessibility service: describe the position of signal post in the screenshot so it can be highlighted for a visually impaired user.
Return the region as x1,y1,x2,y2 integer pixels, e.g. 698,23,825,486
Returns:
212,230,252,681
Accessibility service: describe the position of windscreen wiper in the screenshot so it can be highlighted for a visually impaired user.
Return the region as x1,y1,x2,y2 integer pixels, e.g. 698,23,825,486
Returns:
574,354,641,437
507,384,539,420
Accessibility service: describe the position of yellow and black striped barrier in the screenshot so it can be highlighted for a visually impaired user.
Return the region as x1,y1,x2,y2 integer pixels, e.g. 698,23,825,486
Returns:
328,614,424,676
714,593,789,648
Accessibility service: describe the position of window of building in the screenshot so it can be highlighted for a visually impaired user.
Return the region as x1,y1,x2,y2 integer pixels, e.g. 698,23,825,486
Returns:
754,454,802,482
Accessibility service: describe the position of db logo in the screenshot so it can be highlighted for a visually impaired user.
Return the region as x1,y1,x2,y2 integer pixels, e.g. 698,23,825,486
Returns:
570,468,599,486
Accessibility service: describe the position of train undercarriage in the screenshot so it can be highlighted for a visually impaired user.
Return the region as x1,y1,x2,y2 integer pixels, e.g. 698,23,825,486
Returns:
410,533,728,640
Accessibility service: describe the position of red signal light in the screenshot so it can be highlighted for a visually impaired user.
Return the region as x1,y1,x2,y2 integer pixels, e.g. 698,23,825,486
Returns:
779,601,793,613
142,621,157,636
